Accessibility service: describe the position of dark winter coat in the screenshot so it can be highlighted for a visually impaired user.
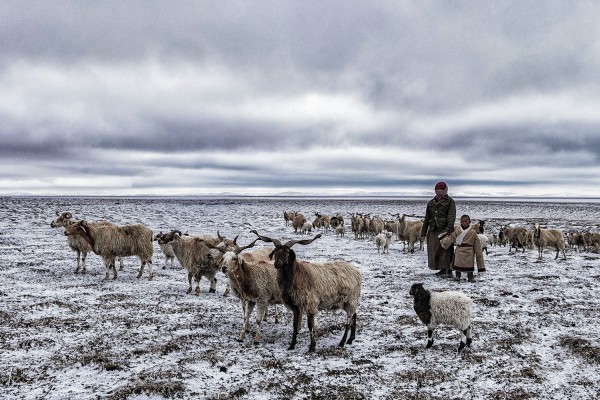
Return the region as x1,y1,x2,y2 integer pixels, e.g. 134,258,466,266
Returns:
420,196,456,237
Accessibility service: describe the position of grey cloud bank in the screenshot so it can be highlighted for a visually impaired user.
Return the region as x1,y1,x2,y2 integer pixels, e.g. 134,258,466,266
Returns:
1,1,599,197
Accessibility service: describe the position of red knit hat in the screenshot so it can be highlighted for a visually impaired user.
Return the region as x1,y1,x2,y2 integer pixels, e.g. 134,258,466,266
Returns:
435,181,448,196
435,181,447,190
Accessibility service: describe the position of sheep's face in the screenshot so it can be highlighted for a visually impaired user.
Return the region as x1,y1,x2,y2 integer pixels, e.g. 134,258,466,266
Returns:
51,212,72,228
220,251,239,274
269,245,296,269
64,221,85,237
409,283,424,297
153,232,163,242
159,231,181,244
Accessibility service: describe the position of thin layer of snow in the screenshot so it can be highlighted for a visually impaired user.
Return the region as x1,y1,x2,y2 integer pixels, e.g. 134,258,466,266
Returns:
0,197,599,399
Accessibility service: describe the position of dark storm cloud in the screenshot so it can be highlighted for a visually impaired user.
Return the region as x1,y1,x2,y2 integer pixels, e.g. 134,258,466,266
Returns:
1,1,600,195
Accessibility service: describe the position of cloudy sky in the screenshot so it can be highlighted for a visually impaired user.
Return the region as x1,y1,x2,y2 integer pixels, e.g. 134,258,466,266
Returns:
1,1,599,197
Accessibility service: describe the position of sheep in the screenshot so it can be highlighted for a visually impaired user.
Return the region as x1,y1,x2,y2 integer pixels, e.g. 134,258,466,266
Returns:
50,212,125,274
335,225,346,237
154,232,177,269
158,230,226,295
350,213,365,240
251,230,361,353
375,232,392,254
301,221,313,234
409,283,473,353
199,238,283,344
292,213,307,234
397,214,424,253
583,232,600,251
63,220,154,281
533,223,567,260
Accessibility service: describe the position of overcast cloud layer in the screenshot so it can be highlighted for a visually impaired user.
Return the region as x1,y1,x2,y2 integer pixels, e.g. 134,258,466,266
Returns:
1,1,599,197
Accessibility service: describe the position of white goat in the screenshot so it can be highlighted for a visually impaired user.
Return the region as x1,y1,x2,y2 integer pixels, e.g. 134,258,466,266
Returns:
533,223,567,260
201,238,283,344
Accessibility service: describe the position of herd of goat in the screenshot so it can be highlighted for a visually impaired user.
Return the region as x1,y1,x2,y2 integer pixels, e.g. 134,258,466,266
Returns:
49,209,599,352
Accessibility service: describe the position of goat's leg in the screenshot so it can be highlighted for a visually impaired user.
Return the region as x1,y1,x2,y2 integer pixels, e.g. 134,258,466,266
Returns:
74,250,81,274
118,256,124,271
238,301,254,342
254,302,270,344
288,307,301,351
307,313,316,352
347,313,357,345
338,313,352,347
209,277,217,293
186,272,193,294
146,260,154,280
102,259,111,282
81,251,87,273
111,259,118,280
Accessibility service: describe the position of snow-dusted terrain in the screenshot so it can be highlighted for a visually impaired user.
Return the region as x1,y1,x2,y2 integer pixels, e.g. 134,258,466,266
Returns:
1,196,599,399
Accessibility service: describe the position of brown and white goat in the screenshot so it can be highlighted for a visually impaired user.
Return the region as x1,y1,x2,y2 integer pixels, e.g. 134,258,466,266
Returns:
251,230,361,353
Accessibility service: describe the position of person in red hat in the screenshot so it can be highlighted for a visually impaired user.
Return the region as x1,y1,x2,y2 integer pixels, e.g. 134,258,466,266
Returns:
420,181,456,277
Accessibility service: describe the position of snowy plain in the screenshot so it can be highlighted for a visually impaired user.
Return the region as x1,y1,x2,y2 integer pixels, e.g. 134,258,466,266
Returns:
0,196,599,400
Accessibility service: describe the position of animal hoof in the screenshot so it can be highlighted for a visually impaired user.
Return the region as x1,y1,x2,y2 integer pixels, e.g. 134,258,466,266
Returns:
186,288,192,294
209,288,216,293
136,274,142,279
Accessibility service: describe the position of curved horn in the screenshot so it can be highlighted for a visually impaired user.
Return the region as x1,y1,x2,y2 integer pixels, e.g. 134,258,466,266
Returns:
56,211,60,216
234,238,260,255
217,230,224,241
232,235,239,246
250,230,282,247
283,233,322,248
65,212,72,219
197,238,227,254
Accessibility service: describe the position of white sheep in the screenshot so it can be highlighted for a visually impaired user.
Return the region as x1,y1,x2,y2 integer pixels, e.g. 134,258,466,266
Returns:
64,220,154,281
251,231,361,353
375,232,392,254
335,225,345,237
301,221,313,234
200,238,283,344
533,223,567,260
409,283,473,353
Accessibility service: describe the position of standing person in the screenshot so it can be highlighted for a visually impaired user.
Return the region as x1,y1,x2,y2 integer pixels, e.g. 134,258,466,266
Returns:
440,215,486,282
420,181,456,277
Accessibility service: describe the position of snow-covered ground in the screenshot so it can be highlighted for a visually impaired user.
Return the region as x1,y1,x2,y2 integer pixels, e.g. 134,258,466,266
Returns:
1,196,599,399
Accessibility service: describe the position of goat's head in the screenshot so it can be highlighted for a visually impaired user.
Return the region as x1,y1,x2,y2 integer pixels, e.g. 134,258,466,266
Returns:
158,230,183,244
63,220,86,236
199,237,259,273
51,211,73,228
153,232,164,242
250,230,321,269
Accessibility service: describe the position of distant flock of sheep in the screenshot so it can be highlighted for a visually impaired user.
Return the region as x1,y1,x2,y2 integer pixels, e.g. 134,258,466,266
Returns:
49,209,599,353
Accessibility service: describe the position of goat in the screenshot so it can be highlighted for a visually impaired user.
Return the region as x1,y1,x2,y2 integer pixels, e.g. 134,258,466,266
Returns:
251,230,361,352
283,211,297,226
158,231,227,295
397,214,424,253
64,220,153,281
200,238,283,344
533,223,567,260
292,213,307,234
154,232,177,269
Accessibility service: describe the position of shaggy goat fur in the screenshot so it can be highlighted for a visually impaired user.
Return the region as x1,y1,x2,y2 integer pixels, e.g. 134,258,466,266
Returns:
64,221,153,281
252,231,361,353
533,223,567,260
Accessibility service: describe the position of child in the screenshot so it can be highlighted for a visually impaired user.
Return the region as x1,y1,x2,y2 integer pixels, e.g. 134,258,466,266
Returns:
440,214,486,282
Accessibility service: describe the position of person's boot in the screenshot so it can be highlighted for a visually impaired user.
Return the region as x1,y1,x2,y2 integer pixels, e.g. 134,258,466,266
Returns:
454,271,461,281
468,272,475,282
